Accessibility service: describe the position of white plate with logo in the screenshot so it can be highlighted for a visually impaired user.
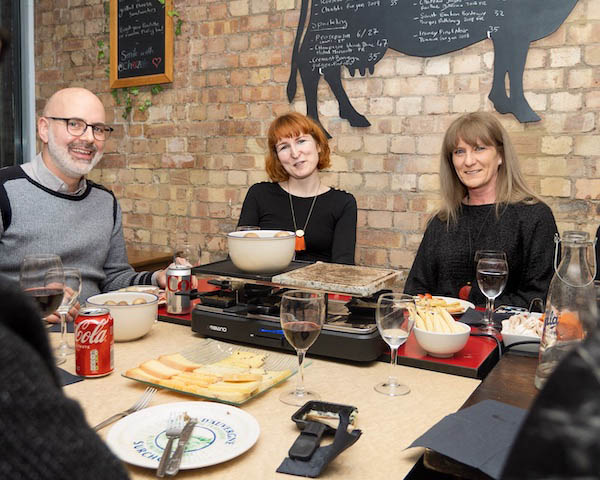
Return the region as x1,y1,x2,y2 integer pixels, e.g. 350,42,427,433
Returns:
106,401,259,469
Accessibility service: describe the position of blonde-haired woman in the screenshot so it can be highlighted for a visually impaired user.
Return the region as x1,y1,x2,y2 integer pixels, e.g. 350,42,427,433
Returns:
404,112,558,308
238,112,357,264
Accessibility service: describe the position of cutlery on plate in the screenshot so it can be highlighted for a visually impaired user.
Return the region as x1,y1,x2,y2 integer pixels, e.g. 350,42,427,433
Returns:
165,417,197,477
93,386,157,431
156,412,185,478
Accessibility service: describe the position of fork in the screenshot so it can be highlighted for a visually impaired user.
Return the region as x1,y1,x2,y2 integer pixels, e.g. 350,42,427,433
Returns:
156,412,185,477
93,386,157,431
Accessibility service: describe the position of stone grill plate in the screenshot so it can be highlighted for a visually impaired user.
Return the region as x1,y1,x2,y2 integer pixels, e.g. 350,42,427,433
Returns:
272,261,400,297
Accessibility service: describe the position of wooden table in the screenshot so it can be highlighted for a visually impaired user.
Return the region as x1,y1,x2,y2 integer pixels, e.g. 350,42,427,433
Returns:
416,354,539,479
53,322,480,479
462,354,538,410
127,247,172,272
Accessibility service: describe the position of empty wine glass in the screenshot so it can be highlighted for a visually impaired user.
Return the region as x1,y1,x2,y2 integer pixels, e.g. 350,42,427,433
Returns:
374,293,416,396
279,290,325,406
53,268,82,360
475,250,508,333
20,254,65,365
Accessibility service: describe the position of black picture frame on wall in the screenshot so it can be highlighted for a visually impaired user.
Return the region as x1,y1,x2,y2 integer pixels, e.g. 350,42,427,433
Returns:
110,0,174,88
0,0,23,168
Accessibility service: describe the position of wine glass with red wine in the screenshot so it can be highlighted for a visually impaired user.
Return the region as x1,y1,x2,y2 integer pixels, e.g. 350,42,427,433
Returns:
279,290,325,406
19,254,65,364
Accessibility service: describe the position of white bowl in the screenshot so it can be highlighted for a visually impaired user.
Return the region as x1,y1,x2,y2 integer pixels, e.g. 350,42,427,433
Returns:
501,319,541,353
87,291,158,342
227,230,295,274
413,322,471,358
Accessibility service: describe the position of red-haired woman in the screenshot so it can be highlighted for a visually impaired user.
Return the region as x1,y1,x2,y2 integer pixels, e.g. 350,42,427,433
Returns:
238,112,357,264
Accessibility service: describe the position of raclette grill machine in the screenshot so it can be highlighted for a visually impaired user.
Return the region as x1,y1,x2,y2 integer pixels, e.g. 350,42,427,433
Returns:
190,260,401,363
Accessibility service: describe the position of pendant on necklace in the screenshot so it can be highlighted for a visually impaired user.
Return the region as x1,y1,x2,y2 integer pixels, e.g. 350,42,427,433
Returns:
295,230,306,251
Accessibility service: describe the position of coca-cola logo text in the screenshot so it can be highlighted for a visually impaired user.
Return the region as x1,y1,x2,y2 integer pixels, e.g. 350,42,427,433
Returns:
167,275,191,292
76,319,109,344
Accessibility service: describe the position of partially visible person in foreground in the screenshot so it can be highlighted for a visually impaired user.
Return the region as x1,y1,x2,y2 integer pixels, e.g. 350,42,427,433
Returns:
0,34,128,477
238,112,357,264
0,278,130,478
501,322,600,479
404,112,557,308
0,86,167,321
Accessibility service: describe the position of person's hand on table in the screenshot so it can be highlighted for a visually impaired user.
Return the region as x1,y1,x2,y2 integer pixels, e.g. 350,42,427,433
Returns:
44,301,81,324
156,268,167,289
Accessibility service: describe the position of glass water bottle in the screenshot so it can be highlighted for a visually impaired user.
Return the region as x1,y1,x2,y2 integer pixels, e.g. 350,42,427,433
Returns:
534,231,597,390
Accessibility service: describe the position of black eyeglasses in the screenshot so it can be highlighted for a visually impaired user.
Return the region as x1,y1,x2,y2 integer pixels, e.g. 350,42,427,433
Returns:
46,117,114,141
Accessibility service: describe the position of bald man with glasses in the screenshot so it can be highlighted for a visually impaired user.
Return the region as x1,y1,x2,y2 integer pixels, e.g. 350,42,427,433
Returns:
0,87,167,315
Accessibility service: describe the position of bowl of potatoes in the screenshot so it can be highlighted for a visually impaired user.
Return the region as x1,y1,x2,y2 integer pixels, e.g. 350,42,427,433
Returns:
412,307,471,357
227,229,296,274
86,291,158,342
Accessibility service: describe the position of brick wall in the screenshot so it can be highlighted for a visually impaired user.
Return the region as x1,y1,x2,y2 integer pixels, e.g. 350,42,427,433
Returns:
34,0,600,277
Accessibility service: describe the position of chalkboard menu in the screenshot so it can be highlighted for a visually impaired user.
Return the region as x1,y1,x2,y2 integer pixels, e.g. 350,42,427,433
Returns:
110,0,173,88
301,0,540,72
288,0,579,128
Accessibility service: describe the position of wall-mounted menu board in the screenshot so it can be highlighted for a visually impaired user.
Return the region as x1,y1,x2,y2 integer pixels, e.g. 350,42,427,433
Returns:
287,0,579,131
110,0,173,88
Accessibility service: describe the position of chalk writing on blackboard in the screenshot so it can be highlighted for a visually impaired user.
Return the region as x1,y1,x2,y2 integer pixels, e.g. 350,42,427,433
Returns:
110,0,173,88
287,0,579,136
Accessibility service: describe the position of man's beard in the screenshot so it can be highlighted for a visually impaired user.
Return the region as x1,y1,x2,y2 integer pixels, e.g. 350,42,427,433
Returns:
47,129,102,179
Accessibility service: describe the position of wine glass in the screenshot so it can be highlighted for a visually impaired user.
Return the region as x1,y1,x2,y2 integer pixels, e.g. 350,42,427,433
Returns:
475,250,508,333
19,254,65,364
53,268,82,360
474,250,507,263
279,290,325,406
374,293,416,396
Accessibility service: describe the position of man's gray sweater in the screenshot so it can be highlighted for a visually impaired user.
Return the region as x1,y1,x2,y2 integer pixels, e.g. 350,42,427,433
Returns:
0,164,153,302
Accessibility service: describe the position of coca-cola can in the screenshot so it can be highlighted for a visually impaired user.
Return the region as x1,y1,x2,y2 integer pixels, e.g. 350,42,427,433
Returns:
166,265,192,314
75,307,114,377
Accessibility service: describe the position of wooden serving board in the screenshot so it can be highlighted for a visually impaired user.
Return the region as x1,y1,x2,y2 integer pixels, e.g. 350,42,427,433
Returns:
271,261,401,297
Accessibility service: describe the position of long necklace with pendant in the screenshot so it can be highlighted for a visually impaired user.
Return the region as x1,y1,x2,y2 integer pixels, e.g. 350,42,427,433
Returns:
288,182,319,252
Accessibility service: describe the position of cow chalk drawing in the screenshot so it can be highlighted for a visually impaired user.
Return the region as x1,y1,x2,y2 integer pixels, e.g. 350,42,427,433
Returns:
287,0,579,136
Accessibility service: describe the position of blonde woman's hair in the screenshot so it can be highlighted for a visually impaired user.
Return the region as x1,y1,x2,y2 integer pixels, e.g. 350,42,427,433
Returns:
265,112,331,182
438,112,541,224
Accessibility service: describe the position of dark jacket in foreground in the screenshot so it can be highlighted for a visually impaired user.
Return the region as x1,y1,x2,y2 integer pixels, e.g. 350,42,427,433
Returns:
404,202,558,308
502,323,600,479
0,278,130,479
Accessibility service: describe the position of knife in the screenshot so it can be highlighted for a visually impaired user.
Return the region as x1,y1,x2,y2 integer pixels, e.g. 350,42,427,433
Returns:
165,418,197,476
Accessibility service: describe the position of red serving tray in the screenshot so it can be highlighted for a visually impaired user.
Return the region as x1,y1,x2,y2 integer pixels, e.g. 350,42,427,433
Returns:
157,279,218,325
393,327,499,379
158,302,195,325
